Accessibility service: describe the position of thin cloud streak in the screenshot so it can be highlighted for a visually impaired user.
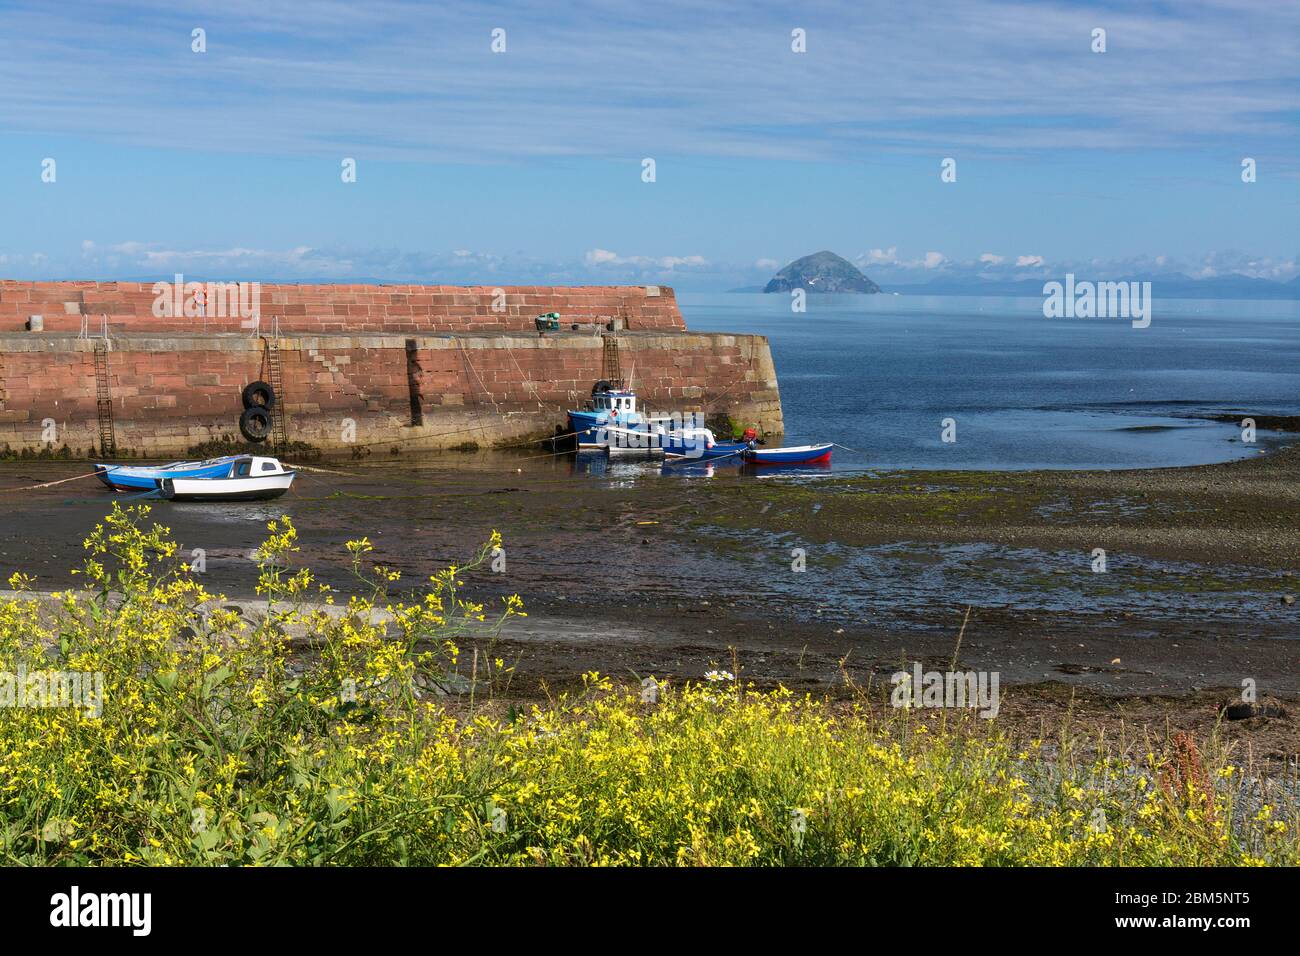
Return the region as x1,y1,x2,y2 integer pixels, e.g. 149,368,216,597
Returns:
0,0,1295,164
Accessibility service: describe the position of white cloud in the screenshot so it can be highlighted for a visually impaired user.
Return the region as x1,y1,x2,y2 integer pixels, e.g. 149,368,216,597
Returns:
978,253,1004,265
133,245,332,269
584,249,709,271
1193,250,1298,280
68,240,357,277
658,255,708,270
109,241,150,255
0,252,51,267
754,258,780,271
857,248,950,271
1015,255,1045,267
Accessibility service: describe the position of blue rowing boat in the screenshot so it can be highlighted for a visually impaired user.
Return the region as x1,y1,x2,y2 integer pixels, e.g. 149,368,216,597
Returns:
95,456,241,492
745,443,833,466
661,429,833,466
664,441,834,466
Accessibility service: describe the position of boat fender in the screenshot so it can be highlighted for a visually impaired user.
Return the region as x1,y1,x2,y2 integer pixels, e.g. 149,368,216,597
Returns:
592,380,612,395
242,380,276,409
239,406,273,442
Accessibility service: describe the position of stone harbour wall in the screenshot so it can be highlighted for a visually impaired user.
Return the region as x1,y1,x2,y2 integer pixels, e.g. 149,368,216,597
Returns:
0,319,782,458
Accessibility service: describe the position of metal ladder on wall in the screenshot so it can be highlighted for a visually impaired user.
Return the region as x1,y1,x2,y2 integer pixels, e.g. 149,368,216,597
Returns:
601,333,623,387
264,317,288,447
88,314,116,455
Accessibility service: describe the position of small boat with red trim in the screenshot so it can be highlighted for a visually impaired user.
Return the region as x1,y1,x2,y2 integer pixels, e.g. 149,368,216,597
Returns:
660,429,834,467
744,443,833,466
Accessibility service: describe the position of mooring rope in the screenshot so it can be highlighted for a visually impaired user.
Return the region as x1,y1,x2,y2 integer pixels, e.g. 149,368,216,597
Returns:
0,471,101,493
283,463,358,477
664,447,749,465
119,488,163,501
456,341,501,415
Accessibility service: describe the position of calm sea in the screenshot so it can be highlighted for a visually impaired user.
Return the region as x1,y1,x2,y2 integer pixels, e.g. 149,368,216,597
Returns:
681,292,1300,470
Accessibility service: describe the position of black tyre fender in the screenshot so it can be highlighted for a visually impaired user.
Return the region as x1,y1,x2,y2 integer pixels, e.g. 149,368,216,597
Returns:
591,379,612,395
239,406,272,442
242,380,276,409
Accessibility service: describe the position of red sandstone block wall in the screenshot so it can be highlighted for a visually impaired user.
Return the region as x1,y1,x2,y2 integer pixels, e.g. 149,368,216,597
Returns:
401,339,759,413
0,333,777,453
0,281,685,334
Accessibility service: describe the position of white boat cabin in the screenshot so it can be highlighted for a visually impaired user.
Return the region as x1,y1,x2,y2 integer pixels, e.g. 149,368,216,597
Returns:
593,389,639,417
228,456,290,477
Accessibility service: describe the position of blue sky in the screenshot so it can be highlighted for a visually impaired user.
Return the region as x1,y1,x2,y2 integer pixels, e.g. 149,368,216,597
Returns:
0,0,1296,289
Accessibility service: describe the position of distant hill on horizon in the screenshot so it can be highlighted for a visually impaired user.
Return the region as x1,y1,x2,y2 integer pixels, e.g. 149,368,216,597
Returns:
762,251,881,294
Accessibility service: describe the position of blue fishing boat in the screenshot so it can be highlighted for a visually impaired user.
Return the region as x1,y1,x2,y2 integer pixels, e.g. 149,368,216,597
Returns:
567,383,673,449
95,456,241,492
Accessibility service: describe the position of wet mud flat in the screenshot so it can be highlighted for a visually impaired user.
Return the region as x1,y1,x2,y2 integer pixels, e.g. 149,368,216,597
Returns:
0,444,1297,748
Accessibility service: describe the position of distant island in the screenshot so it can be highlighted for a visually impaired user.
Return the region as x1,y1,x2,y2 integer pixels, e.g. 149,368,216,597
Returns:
762,251,882,294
